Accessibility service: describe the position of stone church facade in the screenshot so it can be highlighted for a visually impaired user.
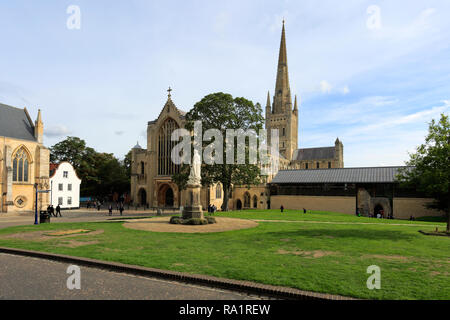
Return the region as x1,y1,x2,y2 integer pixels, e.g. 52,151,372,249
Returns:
0,104,50,213
130,22,343,210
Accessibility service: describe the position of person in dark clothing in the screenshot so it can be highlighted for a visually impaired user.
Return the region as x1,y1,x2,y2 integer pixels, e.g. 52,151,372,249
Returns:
303,208,307,214
56,205,62,217
108,204,113,216
280,205,284,213
50,205,55,217
119,203,124,216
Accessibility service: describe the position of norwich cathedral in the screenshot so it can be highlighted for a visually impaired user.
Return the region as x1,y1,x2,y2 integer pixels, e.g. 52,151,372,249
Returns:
129,21,443,220
130,22,344,211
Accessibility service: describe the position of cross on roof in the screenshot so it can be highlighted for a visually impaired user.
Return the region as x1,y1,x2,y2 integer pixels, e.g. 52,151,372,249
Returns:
167,87,172,98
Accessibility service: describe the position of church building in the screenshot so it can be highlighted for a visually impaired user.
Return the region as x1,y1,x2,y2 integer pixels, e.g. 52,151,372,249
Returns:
0,103,50,213
130,22,342,210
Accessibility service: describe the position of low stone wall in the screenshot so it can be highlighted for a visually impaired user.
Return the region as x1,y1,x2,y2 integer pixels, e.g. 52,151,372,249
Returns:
270,195,356,215
393,198,444,219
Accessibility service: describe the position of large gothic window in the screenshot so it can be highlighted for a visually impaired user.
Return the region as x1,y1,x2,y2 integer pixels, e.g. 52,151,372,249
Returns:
244,192,251,208
158,118,180,176
215,184,222,199
13,148,30,182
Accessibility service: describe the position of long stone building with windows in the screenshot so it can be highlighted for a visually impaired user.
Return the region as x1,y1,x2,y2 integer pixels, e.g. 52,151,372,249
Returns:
130,22,442,219
0,103,50,213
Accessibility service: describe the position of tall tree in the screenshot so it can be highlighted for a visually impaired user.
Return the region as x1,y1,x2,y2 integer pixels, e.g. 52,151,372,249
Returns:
50,136,86,170
50,137,130,199
397,113,450,232
172,92,265,211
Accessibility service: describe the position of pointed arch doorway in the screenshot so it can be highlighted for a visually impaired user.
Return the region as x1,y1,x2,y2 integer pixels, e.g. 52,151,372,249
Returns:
158,184,175,208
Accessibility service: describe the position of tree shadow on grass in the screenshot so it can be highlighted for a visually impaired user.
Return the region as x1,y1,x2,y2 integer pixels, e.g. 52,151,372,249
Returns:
263,228,416,241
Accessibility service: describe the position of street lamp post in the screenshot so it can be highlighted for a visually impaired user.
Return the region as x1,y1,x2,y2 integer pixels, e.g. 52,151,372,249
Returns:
34,183,51,225
34,183,39,225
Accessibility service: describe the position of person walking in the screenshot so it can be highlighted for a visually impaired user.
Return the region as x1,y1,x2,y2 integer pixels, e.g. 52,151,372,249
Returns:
280,205,284,213
50,205,55,217
119,203,124,216
56,205,62,217
108,204,113,216
303,208,307,214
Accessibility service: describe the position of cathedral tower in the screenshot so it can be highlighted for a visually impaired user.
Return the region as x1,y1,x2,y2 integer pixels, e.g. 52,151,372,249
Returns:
266,21,298,160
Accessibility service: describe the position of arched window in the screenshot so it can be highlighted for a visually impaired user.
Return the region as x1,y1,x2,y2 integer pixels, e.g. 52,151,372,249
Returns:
158,118,180,176
13,148,30,182
253,195,258,208
244,192,251,208
215,184,222,199
140,162,145,175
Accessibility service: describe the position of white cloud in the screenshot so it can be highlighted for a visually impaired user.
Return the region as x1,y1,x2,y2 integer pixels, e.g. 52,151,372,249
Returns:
319,80,332,94
44,125,72,138
341,85,350,95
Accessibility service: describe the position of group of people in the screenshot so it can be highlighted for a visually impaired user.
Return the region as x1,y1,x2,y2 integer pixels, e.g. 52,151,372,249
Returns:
279,206,308,214
87,201,102,211
207,204,217,214
357,208,394,219
46,204,62,217
108,202,125,216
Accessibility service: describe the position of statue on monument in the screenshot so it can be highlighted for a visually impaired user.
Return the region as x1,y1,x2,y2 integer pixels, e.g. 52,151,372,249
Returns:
187,149,201,186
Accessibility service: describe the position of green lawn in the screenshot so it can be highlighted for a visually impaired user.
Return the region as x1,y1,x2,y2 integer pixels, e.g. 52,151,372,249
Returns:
0,210,448,300
215,209,448,225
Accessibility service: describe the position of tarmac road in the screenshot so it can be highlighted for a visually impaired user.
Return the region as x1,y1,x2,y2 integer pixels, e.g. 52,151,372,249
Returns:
0,253,261,300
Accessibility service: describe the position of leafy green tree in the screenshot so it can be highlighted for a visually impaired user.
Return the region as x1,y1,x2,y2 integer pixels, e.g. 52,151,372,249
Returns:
172,92,265,211
397,113,450,232
50,137,130,199
50,137,86,170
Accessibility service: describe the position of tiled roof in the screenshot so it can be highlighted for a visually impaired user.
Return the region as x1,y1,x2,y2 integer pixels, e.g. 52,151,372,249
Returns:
293,147,335,161
271,167,411,184
0,103,36,141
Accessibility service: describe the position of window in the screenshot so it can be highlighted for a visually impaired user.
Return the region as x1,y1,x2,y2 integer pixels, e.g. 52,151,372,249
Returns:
215,184,222,199
58,197,63,205
67,197,72,205
63,171,69,178
158,118,180,176
328,162,332,169
141,162,145,175
317,162,320,169
12,148,30,182
282,128,286,136
58,184,63,191
253,195,258,208
68,184,72,191
305,163,309,170
244,193,251,208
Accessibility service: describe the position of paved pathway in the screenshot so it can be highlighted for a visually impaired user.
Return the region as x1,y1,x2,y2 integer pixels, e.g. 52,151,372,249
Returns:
0,253,262,300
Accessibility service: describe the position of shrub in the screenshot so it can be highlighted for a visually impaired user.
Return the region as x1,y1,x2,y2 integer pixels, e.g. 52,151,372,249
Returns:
169,216,183,225
183,218,208,225
206,216,217,224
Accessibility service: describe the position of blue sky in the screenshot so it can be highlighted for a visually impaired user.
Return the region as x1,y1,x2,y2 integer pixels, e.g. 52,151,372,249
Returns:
0,0,449,167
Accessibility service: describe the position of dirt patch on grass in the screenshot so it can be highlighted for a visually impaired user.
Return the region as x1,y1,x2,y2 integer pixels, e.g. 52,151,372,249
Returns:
363,254,409,262
1,229,104,242
56,240,100,248
277,249,337,258
45,229,91,237
123,217,258,233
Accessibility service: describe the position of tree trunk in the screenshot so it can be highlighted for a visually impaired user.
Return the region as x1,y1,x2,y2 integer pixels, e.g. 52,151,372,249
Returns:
447,195,449,233
222,185,230,212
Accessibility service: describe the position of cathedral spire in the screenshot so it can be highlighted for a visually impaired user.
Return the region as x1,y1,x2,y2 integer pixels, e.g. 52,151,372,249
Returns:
294,95,298,111
273,20,291,114
266,91,271,109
